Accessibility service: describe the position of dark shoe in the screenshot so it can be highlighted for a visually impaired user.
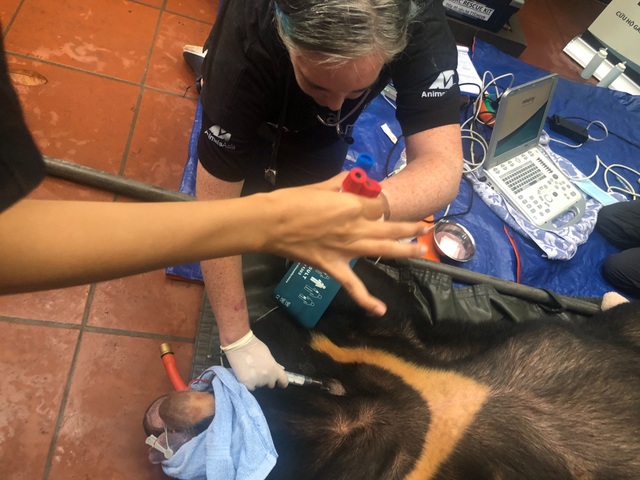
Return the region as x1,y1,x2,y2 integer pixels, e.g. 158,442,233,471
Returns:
183,45,207,92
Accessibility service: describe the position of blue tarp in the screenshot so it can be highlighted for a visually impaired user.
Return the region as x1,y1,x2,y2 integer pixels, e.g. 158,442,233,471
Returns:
456,39,639,297
167,39,640,298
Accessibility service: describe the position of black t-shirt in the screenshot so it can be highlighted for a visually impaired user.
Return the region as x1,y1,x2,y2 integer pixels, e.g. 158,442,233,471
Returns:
199,0,460,182
0,33,46,212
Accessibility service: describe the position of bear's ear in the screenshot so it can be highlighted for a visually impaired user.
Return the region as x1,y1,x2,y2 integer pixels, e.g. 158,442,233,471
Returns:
143,395,168,437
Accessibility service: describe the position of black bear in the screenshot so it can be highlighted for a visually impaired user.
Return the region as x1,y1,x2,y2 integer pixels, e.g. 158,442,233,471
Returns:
148,260,640,479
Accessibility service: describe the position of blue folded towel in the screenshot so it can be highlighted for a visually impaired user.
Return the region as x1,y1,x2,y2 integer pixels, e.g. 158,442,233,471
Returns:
161,366,278,480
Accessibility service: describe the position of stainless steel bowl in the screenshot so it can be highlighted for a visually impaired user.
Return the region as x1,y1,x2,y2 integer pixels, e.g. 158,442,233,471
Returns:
432,220,476,262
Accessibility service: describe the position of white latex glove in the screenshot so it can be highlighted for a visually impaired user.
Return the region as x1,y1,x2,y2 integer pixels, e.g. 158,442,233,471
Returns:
221,330,289,391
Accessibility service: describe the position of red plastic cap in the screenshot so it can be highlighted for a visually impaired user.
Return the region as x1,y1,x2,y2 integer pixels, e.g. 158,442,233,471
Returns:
342,168,367,194
360,179,382,198
341,167,381,198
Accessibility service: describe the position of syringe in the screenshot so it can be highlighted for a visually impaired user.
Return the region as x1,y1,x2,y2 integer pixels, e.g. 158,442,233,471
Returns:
285,371,328,390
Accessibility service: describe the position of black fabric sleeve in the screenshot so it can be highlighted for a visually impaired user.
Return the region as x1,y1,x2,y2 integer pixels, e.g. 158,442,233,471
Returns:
0,31,46,212
197,108,259,182
392,0,461,136
198,0,283,181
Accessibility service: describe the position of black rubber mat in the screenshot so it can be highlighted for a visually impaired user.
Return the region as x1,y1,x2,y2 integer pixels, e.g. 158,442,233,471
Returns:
191,295,221,378
190,253,290,378
191,255,603,378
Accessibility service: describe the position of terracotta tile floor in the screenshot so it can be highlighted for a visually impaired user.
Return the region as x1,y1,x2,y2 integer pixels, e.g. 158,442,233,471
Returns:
0,0,606,478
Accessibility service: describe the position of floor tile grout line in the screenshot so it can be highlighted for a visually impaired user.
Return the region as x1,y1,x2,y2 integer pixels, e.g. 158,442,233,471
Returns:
129,0,161,8
4,2,207,98
145,83,200,100
40,282,96,480
37,278,194,478
82,325,195,344
6,51,142,87
116,5,167,177
0,0,27,36
41,332,85,480
0,315,195,343
164,10,214,25
5,50,201,104
2,0,211,36
6,50,142,87
130,0,211,25
0,316,83,330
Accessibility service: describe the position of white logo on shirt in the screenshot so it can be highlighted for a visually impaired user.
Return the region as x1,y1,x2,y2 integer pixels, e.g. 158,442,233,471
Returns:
421,70,456,98
208,125,231,141
206,125,236,150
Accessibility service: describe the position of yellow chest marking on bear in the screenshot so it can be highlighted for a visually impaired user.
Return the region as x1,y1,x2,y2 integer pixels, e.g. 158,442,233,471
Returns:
310,334,490,480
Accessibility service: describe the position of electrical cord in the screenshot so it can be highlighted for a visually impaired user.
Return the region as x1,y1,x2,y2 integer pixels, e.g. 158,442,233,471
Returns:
545,115,608,148
503,224,521,283
419,175,475,224
554,150,602,180
383,133,404,178
379,132,473,222
382,73,509,179
547,137,583,149
381,91,397,109
556,116,640,149
536,114,640,197
544,151,640,199
379,71,639,224
602,163,640,199
460,72,515,172
458,82,483,98
459,72,640,199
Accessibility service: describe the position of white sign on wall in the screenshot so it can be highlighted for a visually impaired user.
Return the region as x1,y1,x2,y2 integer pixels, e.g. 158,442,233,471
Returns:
588,0,640,69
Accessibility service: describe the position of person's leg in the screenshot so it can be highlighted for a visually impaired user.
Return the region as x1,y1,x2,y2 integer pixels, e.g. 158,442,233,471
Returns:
596,201,640,250
602,247,640,299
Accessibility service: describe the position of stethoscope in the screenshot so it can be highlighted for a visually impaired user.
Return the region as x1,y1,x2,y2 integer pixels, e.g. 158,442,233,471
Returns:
264,76,372,186
315,88,372,145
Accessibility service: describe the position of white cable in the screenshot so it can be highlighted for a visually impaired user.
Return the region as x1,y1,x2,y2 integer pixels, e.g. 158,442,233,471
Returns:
441,203,451,218
558,154,640,199
586,120,608,142
548,136,583,148
459,73,639,200
603,163,640,198
548,119,609,147
381,92,397,110
561,154,602,181
461,132,487,173
460,70,513,173
543,141,639,199
480,71,515,99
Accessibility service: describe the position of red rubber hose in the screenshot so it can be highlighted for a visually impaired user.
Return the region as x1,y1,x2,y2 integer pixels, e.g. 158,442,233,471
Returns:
159,343,188,391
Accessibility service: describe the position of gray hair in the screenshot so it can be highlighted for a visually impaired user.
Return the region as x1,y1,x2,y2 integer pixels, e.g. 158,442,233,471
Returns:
274,0,420,65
